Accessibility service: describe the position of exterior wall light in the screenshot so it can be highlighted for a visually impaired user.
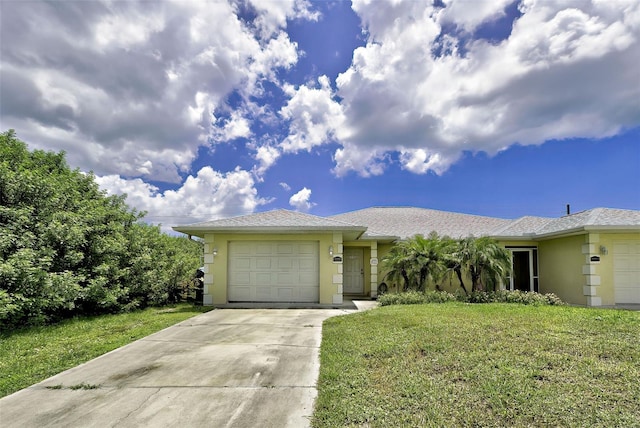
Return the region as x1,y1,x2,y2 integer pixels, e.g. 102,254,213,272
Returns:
329,245,334,256
213,248,218,257
599,245,608,256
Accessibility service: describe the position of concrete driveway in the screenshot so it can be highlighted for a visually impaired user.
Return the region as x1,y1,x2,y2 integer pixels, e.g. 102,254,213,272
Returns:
0,307,358,427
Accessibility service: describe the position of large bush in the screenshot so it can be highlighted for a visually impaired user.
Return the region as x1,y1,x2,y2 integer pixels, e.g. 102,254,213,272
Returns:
0,130,202,330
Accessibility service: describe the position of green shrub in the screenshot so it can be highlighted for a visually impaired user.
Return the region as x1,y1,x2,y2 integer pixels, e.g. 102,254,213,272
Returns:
542,292,565,306
378,290,565,307
378,290,457,306
459,290,566,306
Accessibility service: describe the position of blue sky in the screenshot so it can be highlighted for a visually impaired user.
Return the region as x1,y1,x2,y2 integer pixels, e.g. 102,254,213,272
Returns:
1,0,639,229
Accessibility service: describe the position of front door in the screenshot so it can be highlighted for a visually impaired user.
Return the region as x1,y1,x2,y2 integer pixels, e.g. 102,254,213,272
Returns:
344,248,364,294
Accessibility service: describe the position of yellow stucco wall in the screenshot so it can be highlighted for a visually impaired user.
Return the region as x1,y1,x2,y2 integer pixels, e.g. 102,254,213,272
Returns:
199,230,637,306
590,232,640,306
202,232,340,305
538,234,587,306
537,232,640,306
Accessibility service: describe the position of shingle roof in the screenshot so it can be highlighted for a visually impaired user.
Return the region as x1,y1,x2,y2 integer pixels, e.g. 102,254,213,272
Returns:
173,207,640,240
330,207,512,239
173,209,366,236
491,216,554,238
533,208,640,236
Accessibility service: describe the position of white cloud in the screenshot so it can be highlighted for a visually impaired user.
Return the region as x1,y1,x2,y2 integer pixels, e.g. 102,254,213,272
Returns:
252,144,282,179
0,0,309,182
438,0,515,32
279,75,345,152
213,110,253,142
289,187,315,211
246,0,320,39
95,166,269,232
281,0,640,177
244,31,300,98
399,149,458,175
279,182,291,191
333,144,388,178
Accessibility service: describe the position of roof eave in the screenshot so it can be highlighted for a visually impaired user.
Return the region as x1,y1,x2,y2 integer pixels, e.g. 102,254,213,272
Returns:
530,225,640,240
490,234,538,241
172,225,367,236
357,234,399,243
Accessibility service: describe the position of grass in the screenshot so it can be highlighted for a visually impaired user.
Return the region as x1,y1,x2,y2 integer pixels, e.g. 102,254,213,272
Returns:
313,303,640,427
0,304,211,398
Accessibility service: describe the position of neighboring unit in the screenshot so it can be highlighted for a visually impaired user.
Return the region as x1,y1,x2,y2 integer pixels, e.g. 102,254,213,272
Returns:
173,207,640,307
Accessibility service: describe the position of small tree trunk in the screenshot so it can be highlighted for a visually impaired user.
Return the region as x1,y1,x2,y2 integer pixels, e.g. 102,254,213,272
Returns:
402,269,410,291
455,268,468,295
471,267,483,292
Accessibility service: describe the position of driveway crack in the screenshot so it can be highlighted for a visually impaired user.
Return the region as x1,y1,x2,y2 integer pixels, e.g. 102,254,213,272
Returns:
110,387,161,427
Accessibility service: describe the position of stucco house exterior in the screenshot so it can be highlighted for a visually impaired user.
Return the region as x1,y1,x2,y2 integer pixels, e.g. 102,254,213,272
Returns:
173,207,640,307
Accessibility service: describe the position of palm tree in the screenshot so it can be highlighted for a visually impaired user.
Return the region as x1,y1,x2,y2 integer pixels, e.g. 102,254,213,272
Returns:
381,240,414,291
440,237,469,295
453,236,511,292
407,234,445,291
382,235,511,294
381,234,445,292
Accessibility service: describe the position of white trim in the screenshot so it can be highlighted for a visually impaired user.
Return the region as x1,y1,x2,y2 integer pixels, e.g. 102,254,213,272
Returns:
585,275,601,286
587,296,602,306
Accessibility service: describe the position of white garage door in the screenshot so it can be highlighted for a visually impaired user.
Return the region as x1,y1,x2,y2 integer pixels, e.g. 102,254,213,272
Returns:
228,241,319,302
614,241,640,304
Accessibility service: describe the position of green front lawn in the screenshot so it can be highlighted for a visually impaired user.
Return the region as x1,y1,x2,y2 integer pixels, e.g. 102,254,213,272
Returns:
0,304,211,398
313,303,640,427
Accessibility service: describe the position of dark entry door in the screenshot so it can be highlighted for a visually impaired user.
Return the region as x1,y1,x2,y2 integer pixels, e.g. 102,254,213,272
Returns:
512,251,531,291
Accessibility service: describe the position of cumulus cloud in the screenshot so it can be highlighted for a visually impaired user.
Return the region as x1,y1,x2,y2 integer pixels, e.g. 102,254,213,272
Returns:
279,75,345,152
289,187,315,211
0,0,308,182
246,0,320,39
333,144,388,178
252,144,282,179
281,0,640,177
213,110,253,142
438,0,516,32
95,166,269,231
399,149,457,176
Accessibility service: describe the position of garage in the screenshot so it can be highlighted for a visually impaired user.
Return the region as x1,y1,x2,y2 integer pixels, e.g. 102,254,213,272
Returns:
228,241,319,302
614,241,640,304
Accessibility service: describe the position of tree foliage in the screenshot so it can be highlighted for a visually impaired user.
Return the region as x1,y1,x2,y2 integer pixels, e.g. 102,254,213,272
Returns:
453,236,512,292
1,130,202,330
381,234,512,294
